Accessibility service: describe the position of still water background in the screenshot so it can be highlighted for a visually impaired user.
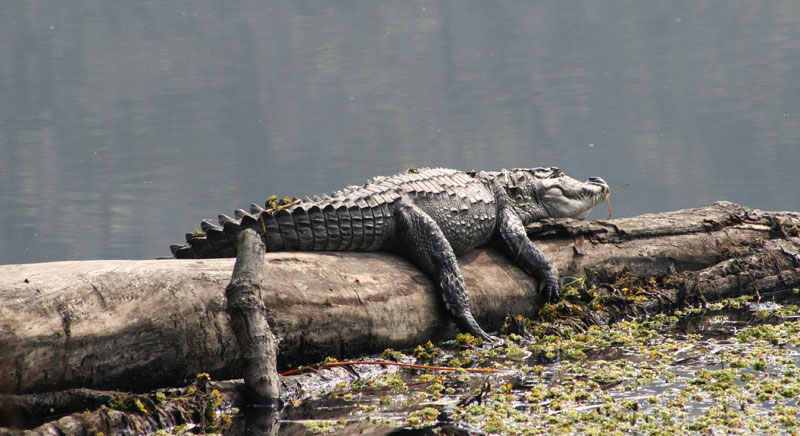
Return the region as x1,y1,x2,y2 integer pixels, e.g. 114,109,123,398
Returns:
1,1,799,265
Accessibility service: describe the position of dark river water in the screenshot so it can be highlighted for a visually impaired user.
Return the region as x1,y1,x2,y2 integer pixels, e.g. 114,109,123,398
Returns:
1,1,799,264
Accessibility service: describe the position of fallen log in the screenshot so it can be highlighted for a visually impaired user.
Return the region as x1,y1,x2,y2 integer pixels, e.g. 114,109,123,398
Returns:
0,362,405,436
1,202,799,397
0,374,239,436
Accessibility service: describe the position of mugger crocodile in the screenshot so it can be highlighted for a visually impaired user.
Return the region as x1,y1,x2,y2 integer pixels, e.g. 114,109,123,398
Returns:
171,167,609,340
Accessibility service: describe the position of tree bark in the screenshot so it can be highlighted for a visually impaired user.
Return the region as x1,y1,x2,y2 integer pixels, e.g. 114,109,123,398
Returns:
0,375,239,436
225,229,280,404
0,201,798,396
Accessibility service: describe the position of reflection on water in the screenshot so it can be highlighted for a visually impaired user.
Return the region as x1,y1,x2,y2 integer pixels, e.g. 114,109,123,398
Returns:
1,1,799,264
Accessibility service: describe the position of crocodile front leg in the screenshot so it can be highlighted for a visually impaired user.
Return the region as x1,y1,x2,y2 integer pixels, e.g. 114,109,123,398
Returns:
394,203,493,341
495,207,560,304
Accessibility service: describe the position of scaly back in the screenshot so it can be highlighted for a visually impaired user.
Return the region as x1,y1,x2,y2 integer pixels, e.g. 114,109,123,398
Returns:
171,168,489,258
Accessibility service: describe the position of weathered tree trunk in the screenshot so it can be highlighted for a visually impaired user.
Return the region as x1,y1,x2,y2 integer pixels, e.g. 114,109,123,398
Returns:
525,201,800,329
225,229,280,404
0,202,798,396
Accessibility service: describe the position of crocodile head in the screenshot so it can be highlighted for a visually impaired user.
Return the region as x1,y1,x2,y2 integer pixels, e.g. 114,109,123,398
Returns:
496,167,609,223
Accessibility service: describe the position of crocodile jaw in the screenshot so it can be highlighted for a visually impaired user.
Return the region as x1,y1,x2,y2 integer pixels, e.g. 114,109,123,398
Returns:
538,175,610,219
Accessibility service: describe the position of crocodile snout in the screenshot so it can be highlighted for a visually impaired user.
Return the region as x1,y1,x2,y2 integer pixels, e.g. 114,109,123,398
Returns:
588,177,609,193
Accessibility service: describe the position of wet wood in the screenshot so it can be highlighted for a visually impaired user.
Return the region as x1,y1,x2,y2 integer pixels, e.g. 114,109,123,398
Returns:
0,388,117,430
0,201,798,397
0,361,400,436
0,375,234,436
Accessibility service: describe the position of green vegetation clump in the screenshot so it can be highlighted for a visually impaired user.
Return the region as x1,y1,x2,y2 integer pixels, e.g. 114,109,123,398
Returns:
293,295,800,435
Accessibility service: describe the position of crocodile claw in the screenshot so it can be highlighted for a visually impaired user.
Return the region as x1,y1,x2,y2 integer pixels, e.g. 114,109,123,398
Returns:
478,331,501,344
538,272,561,303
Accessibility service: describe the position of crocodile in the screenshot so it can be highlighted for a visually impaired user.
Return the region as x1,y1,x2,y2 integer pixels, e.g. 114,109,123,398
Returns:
171,167,609,340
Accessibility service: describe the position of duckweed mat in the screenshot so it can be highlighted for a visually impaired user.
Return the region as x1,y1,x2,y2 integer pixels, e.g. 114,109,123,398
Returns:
252,295,800,436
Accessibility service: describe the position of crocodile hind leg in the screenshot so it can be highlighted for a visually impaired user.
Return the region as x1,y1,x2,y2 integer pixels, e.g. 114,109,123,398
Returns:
495,207,560,304
394,203,493,341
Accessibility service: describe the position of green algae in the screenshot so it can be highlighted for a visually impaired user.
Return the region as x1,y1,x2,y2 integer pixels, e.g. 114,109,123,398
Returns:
286,295,800,435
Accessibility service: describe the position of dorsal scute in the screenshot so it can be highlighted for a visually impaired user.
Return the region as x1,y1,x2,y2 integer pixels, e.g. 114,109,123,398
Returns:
250,203,264,214
218,214,236,225
234,209,251,220
174,167,488,258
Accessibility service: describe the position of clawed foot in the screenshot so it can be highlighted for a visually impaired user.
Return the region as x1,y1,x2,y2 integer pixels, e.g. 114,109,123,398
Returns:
471,327,503,345
538,271,561,303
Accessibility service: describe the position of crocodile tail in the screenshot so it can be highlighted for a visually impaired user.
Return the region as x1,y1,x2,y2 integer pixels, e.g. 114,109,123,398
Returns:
284,198,390,252
171,201,326,258
170,203,263,259
255,202,352,251
171,195,390,258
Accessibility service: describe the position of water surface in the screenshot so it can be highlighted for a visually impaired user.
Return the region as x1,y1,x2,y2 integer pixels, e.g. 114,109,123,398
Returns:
1,1,799,264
